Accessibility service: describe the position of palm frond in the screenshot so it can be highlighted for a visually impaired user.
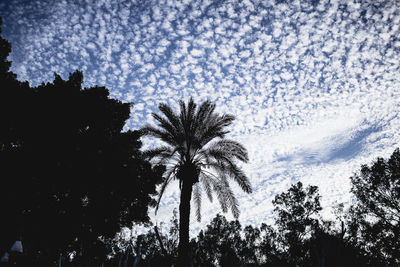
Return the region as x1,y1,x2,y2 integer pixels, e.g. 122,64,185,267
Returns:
203,161,252,194
142,146,182,167
179,100,187,130
178,98,206,161
187,97,197,127
156,151,181,166
198,144,248,171
158,103,181,129
202,171,228,213
225,163,252,194
225,183,240,219
196,137,252,198
142,146,172,159
193,183,202,222
155,167,177,214
193,101,214,131
199,173,213,203
218,172,240,218
206,139,249,162
196,114,235,147
191,101,215,149
152,113,179,138
140,125,176,146
213,185,228,213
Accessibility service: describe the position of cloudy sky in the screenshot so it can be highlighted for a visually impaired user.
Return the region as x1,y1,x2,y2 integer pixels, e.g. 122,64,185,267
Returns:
1,0,400,235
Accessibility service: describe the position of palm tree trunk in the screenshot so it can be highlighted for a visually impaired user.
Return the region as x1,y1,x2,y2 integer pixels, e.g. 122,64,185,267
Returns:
178,178,193,267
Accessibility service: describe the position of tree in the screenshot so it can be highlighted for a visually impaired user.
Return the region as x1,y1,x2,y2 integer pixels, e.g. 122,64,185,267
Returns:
140,98,252,266
193,214,283,267
240,225,261,265
105,208,179,267
0,20,164,264
0,17,34,261
0,17,15,80
22,73,165,266
194,214,242,266
272,182,322,266
347,148,400,265
258,223,284,267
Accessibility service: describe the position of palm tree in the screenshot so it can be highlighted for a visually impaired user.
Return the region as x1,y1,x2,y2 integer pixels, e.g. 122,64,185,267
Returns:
140,98,252,266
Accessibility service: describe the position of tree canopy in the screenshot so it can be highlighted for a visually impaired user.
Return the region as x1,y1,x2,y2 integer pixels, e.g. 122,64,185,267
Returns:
0,19,164,266
347,148,400,265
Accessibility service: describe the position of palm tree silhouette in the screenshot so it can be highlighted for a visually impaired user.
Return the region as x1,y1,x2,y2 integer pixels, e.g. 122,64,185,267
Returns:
141,98,252,266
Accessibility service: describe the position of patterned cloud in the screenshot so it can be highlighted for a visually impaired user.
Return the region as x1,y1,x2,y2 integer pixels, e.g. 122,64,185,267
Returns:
1,0,400,235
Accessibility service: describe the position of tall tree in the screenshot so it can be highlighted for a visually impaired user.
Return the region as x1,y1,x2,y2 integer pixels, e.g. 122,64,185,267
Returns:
0,19,164,264
141,98,252,266
347,148,400,266
0,16,33,260
21,73,164,266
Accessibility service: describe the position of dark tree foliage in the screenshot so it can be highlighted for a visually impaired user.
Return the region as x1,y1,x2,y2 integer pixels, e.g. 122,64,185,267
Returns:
257,223,283,266
106,210,179,267
0,18,14,79
0,17,31,260
308,225,378,267
271,182,374,267
0,20,164,266
241,225,261,265
347,148,400,266
194,214,242,266
113,166,396,267
193,214,287,267
273,182,322,266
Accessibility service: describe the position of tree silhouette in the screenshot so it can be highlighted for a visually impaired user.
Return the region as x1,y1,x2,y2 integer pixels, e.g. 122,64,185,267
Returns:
116,171,395,267
140,98,252,266
23,73,165,266
347,148,400,266
0,16,33,262
0,17,15,80
241,225,261,265
0,19,164,265
273,182,322,266
105,209,179,267
194,214,242,266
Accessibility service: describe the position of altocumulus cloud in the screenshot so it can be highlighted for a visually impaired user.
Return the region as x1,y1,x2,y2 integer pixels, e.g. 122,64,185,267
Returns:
1,0,400,234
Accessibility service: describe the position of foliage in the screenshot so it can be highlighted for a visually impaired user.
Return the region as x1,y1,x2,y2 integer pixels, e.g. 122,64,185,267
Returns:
273,182,322,265
347,148,400,265
190,182,325,267
107,209,179,267
44,148,400,267
0,20,164,266
194,214,242,266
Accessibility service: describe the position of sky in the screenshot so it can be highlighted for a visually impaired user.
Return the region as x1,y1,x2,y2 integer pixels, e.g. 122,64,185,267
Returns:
1,0,400,236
